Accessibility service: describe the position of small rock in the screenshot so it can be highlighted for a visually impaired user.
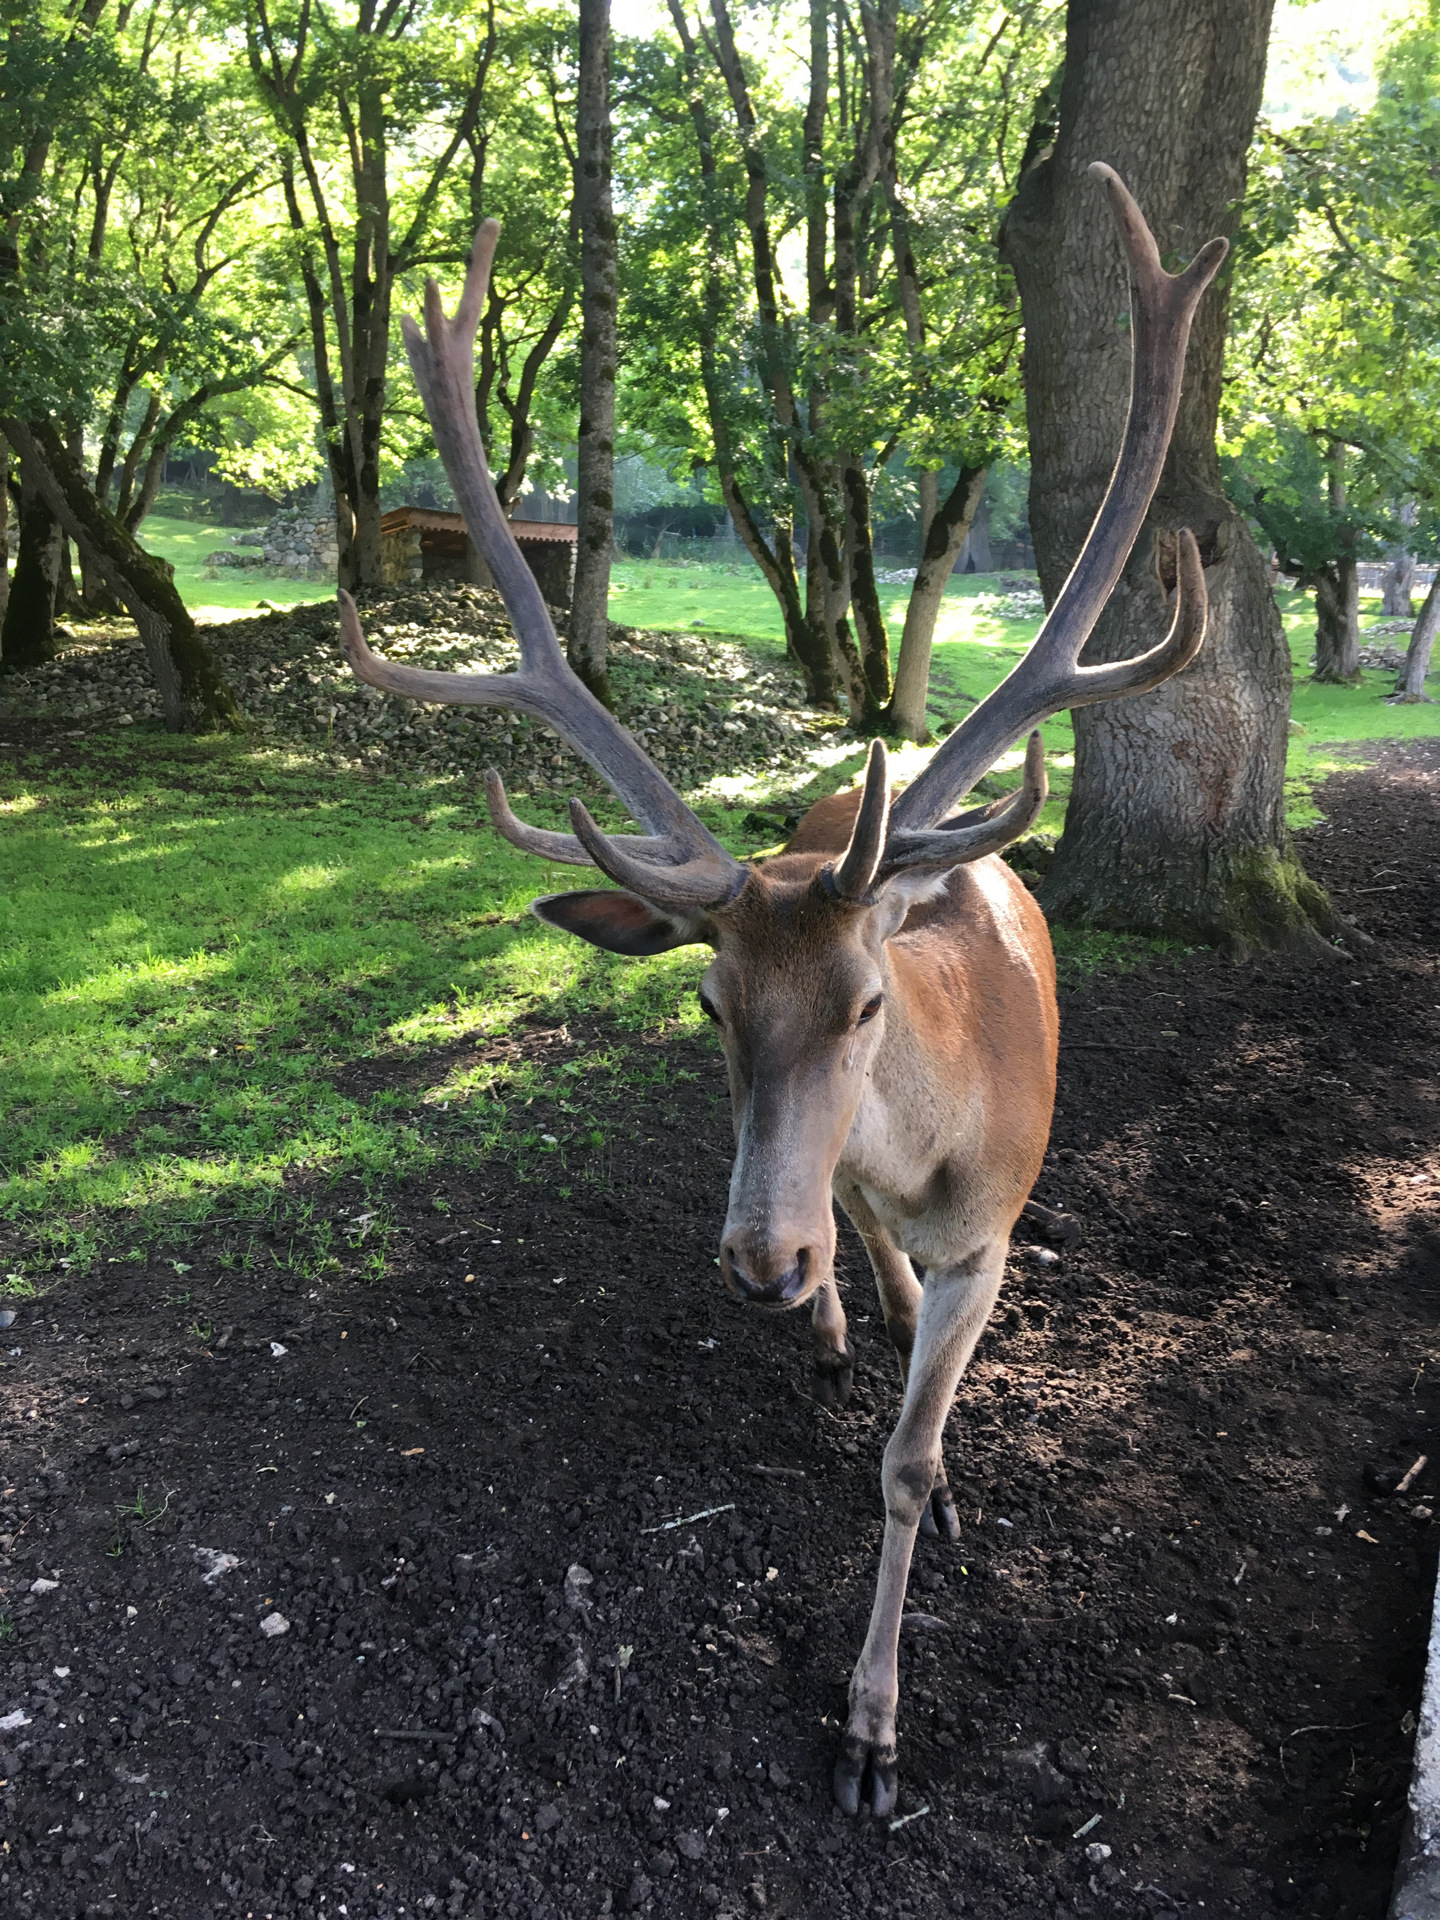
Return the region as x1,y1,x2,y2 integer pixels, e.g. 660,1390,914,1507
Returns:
534,1802,560,1832
767,1761,790,1789
1413,1505,1433,1523
0,1709,31,1733
30,1578,59,1595
624,1872,653,1911
564,1563,594,1613
1000,1741,1071,1805
1085,1841,1112,1864
649,1849,678,1879
258,1611,290,1638
676,1830,706,1861
1057,1737,1090,1776
170,1662,195,1687
0,1310,16,1330
1022,1244,1061,1268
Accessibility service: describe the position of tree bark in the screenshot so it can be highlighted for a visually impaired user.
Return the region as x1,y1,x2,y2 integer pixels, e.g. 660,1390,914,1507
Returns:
1391,573,1439,703
1000,0,1338,953
569,0,617,708
1,460,62,670
2,418,238,731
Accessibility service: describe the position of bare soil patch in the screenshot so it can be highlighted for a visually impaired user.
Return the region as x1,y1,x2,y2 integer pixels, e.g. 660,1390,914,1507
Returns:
1,744,1437,1920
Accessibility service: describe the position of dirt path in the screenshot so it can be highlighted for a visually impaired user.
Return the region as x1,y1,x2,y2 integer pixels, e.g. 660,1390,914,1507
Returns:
1,743,1437,1920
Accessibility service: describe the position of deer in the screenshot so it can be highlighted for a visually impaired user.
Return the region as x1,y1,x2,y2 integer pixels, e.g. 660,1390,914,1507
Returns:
336,163,1226,1817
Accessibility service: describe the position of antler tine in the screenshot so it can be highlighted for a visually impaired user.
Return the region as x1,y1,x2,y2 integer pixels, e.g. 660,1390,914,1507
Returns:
339,222,745,909
889,165,1226,835
827,740,892,899
880,731,1048,874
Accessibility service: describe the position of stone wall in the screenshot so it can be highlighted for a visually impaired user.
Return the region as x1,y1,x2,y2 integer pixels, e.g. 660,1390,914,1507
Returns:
261,506,339,579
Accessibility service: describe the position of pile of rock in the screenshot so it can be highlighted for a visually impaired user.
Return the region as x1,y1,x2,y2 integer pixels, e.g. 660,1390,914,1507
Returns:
0,584,836,797
259,506,339,579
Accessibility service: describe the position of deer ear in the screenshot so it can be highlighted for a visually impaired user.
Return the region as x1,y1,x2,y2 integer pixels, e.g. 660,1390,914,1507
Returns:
530,890,705,956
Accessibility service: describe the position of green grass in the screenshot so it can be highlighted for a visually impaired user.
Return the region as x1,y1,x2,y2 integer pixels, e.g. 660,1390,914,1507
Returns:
6,552,1436,1271
612,559,1440,832
0,736,764,1263
139,513,334,619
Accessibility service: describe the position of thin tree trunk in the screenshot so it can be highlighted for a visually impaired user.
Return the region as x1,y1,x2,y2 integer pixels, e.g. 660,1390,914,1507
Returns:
569,0,617,708
1,463,62,670
1391,573,1439,703
1382,551,1416,617
885,464,986,739
1000,0,1338,953
1312,560,1361,684
1312,440,1361,684
3,417,238,731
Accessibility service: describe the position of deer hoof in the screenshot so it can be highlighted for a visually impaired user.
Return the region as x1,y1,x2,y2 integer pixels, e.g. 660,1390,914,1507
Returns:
917,1475,961,1543
812,1337,854,1409
833,1733,898,1817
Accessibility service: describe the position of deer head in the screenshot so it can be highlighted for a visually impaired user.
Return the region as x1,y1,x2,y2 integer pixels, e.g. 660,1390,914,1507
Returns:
340,166,1224,1312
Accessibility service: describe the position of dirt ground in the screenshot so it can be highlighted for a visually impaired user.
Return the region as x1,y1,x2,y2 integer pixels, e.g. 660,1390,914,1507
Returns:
1,741,1437,1920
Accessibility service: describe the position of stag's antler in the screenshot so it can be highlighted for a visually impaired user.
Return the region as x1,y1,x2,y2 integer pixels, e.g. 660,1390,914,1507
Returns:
338,220,745,912
833,164,1225,882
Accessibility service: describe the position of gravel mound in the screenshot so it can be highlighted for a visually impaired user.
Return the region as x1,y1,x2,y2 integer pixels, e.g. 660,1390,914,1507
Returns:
0,584,838,795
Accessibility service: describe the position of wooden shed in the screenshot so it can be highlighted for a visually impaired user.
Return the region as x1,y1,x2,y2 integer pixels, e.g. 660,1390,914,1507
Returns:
380,508,577,609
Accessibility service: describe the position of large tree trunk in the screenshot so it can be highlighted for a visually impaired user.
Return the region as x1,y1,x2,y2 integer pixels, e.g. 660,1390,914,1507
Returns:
1391,574,1439,703
999,0,1338,953
1,461,62,670
569,0,617,708
3,418,238,732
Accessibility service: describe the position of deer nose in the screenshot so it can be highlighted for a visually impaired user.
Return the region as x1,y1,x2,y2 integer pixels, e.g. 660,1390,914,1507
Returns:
723,1246,810,1306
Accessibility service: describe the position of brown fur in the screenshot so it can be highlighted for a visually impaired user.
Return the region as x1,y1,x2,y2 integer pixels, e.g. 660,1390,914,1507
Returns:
675,787,1060,1816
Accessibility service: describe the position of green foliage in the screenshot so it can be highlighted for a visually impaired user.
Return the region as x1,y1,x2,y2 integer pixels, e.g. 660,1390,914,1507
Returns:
1225,8,1440,566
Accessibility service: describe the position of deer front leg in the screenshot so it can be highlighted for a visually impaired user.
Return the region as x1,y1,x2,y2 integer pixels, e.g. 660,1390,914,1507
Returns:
810,1274,854,1408
838,1183,958,1540
833,1242,1006,1818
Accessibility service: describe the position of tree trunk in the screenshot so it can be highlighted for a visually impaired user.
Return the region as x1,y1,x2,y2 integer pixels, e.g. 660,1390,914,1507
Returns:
999,0,1338,953
1312,558,1361,684
569,0,617,708
1391,573,1439,703
885,464,986,740
1382,551,1416,617
1,462,62,670
3,418,238,731
1312,440,1361,684
0,434,9,629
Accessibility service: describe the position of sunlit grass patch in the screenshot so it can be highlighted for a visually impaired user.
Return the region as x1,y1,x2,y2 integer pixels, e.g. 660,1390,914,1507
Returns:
0,732,732,1262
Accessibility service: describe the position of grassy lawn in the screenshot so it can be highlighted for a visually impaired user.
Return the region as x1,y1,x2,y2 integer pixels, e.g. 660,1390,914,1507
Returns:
0,738,783,1272
140,512,334,620
4,547,1434,1277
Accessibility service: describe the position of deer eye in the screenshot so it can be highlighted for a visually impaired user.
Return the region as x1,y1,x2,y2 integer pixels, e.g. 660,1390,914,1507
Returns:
857,993,883,1026
698,991,722,1025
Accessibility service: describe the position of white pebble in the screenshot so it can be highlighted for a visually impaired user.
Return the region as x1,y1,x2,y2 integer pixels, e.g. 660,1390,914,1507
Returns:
259,1612,290,1638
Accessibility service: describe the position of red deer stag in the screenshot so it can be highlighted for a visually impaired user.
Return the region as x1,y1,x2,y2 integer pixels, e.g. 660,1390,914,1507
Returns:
337,164,1225,1816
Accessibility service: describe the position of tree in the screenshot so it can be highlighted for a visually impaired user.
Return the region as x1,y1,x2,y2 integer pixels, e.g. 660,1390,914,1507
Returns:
0,0,240,722
2,416,239,729
628,0,1054,730
570,0,617,705
1224,14,1440,699
246,0,497,590
1000,0,1339,951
